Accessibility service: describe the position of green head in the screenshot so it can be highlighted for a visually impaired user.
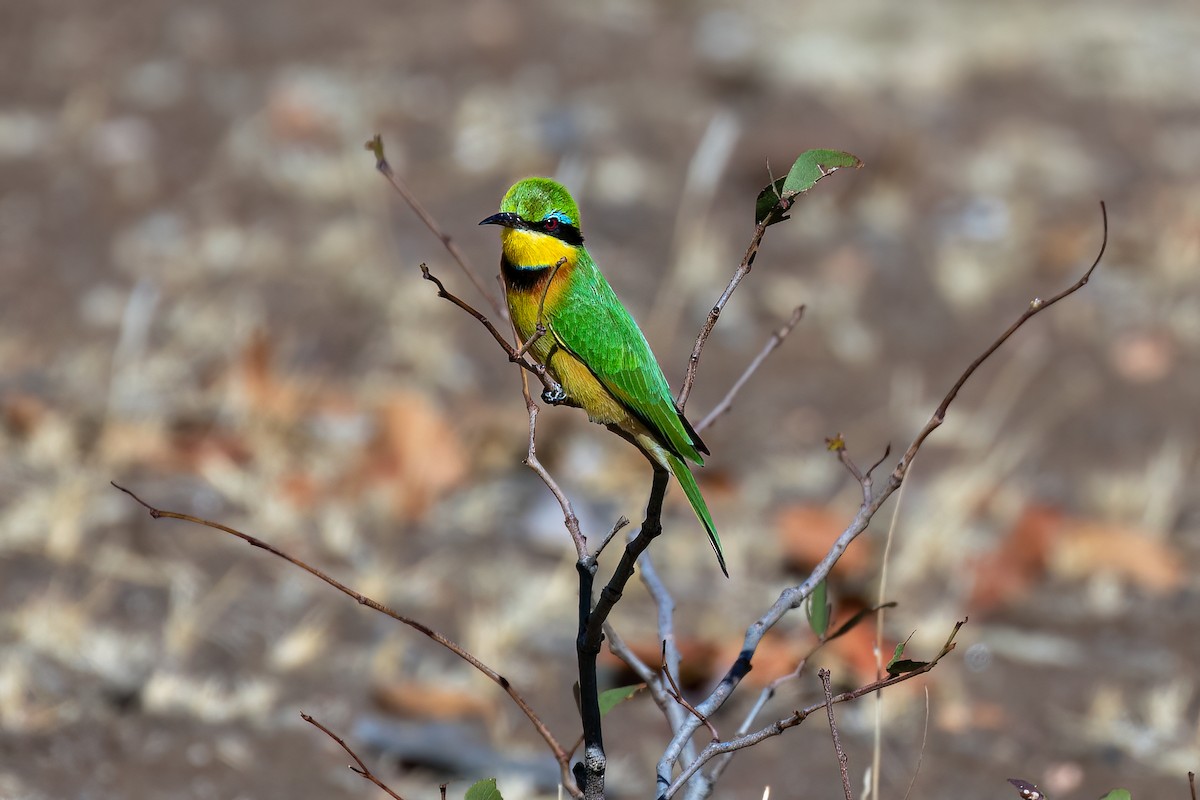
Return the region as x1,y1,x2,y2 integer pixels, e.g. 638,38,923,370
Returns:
479,177,584,245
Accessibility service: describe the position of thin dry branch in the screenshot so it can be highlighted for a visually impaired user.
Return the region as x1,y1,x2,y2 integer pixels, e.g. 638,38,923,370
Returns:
661,642,720,742
695,305,805,433
892,202,1108,481
419,264,565,400
703,600,896,788
302,713,405,800
665,621,964,798
112,482,579,798
366,135,504,319
675,215,772,411
658,203,1108,798
519,370,586,557
819,669,854,800
677,160,848,411
634,548,702,777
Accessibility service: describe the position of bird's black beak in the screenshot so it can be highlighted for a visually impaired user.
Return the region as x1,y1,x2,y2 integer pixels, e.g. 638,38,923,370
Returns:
479,212,523,228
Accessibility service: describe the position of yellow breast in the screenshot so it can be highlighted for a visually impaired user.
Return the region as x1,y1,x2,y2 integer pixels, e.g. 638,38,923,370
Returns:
501,231,632,428
501,227,576,271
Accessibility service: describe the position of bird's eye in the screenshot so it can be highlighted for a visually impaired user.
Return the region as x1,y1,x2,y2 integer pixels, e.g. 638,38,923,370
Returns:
544,217,560,232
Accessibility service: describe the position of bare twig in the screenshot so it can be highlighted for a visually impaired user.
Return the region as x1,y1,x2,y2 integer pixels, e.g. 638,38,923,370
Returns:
365,135,504,319
695,305,805,433
419,264,565,400
665,621,963,798
604,621,704,780
595,516,631,558
301,713,405,800
675,216,772,411
112,482,579,798
661,642,720,742
518,371,587,558
703,600,892,792
659,204,1108,798
1188,771,1196,800
820,669,854,800
892,202,1108,482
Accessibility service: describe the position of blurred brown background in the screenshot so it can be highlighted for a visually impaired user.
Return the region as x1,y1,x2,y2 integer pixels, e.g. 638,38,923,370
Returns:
1,0,1198,798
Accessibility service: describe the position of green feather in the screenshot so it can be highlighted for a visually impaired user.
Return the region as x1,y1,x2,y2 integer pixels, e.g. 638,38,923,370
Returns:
486,177,726,575
664,450,728,577
546,249,705,464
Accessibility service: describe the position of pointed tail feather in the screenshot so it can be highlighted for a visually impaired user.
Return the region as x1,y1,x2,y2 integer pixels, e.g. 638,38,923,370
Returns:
663,451,728,578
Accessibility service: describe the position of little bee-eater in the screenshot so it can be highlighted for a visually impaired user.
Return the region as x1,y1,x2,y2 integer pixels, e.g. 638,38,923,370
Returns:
481,178,727,576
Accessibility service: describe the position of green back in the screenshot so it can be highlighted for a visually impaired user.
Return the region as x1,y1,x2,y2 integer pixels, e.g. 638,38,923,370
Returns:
547,249,704,465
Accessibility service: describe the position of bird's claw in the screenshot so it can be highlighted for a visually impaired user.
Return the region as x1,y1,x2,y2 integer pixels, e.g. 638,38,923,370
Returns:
541,386,568,405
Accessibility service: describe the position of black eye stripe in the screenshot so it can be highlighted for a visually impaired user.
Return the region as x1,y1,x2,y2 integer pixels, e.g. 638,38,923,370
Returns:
538,218,583,246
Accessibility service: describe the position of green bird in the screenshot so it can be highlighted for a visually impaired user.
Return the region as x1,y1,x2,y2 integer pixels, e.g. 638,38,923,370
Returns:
480,177,727,576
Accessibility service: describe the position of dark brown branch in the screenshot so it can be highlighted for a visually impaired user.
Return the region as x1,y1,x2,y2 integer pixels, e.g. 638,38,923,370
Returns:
819,669,854,800
576,465,671,799
112,482,579,798
365,135,505,320
695,305,805,433
301,713,405,800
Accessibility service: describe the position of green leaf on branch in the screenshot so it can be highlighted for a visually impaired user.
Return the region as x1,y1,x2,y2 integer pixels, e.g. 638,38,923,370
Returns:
783,149,862,194
885,658,929,676
755,149,862,225
465,778,504,800
598,683,645,716
755,178,788,226
807,579,830,638
885,632,915,675
1099,791,1132,800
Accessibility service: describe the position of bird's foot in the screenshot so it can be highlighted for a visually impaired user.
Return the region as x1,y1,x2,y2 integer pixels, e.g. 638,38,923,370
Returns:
541,386,569,405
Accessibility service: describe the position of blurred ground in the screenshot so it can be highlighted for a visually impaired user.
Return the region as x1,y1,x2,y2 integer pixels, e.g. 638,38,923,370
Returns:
1,0,1199,798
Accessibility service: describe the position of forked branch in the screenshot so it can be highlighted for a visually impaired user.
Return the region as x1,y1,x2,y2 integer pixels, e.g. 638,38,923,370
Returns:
111,482,579,798
657,203,1108,798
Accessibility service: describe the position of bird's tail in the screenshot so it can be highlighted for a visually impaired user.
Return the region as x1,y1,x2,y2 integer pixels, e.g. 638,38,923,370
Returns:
658,447,728,578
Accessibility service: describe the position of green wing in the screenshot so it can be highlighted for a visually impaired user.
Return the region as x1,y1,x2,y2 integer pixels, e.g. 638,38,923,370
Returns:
547,254,706,464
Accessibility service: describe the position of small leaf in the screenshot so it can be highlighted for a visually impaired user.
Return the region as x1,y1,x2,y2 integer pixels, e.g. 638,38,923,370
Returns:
598,684,645,717
465,778,504,800
781,149,862,196
886,641,906,669
753,149,861,226
885,632,915,673
807,579,830,638
755,178,788,226
1099,791,1132,800
885,658,929,676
